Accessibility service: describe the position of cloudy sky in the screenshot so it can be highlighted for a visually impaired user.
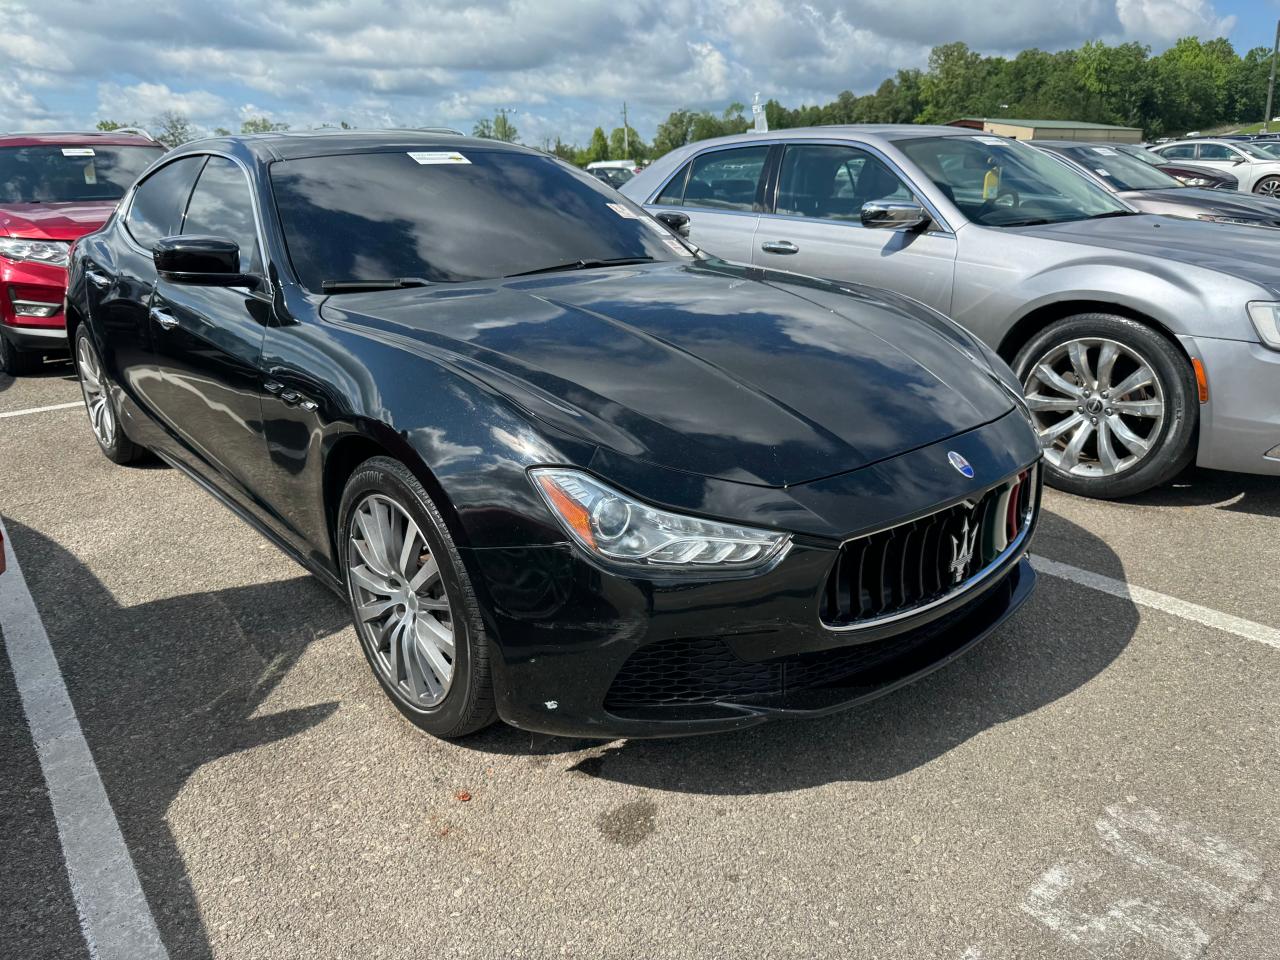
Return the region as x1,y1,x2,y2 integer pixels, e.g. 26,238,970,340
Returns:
0,0,1275,144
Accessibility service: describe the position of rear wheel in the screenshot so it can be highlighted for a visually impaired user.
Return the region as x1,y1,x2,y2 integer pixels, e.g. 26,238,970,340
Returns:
1254,175,1280,197
338,457,496,738
74,326,146,464
1013,314,1196,499
0,334,40,376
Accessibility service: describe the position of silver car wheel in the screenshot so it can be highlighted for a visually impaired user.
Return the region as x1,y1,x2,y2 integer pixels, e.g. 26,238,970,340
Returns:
1256,177,1280,197
76,335,116,449
347,493,455,708
1023,337,1166,478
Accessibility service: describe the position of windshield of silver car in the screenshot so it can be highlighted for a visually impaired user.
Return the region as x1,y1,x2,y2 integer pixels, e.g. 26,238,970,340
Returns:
898,136,1132,227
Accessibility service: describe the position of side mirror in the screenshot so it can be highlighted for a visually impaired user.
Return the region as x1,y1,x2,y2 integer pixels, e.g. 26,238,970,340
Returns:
860,200,931,231
654,210,691,238
153,236,259,288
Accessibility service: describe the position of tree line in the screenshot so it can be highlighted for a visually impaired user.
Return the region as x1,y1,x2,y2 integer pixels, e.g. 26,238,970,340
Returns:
96,35,1276,158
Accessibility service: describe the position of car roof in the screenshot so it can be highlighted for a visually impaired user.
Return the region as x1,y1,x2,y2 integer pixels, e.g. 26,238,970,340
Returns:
171,129,538,162
0,130,162,148
657,124,977,154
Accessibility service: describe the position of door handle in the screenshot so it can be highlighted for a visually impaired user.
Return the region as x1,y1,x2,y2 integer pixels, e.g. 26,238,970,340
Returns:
264,379,318,411
760,240,799,255
85,268,111,289
149,306,179,331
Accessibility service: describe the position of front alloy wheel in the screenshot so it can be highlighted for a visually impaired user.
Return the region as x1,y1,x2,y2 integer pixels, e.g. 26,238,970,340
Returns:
1014,314,1197,499
1024,337,1165,478
74,327,145,464
347,493,455,706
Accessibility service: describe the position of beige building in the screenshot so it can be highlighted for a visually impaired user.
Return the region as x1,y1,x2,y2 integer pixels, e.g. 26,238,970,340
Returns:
948,118,1144,143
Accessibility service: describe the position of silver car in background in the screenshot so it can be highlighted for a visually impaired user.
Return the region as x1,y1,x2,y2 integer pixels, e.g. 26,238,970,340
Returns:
622,125,1280,499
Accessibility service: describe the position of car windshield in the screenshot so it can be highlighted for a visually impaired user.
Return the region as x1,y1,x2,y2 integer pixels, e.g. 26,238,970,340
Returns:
0,145,163,203
1056,145,1182,190
897,135,1131,227
1241,141,1280,160
271,148,689,292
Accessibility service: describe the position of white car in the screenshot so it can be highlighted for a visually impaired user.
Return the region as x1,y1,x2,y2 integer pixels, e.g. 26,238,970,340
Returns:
1151,139,1280,196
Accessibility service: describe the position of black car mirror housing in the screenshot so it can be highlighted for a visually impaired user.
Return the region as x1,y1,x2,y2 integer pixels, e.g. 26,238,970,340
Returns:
654,211,691,237
153,236,260,289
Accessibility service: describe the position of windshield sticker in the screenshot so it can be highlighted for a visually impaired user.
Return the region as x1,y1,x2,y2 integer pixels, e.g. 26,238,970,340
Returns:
640,216,670,235
1095,168,1113,177
662,237,694,257
61,147,95,157
407,151,470,165
83,162,97,185
606,202,639,219
973,136,1007,146
1092,147,1119,155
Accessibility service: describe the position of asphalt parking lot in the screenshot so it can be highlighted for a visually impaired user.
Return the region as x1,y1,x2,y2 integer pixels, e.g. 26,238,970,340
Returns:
2,359,1278,960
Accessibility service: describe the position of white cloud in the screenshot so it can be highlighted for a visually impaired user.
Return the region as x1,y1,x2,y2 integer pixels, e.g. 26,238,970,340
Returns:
0,0,1246,143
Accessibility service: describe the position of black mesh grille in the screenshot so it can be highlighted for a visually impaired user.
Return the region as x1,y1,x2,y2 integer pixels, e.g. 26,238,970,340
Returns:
604,586,998,710
819,466,1036,627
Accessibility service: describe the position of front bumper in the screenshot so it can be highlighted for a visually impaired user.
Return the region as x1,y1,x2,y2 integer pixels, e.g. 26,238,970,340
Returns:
1,258,69,354
464,417,1043,738
1182,334,1280,475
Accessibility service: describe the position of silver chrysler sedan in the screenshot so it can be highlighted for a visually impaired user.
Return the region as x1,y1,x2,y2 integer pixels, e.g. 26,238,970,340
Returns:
621,125,1280,499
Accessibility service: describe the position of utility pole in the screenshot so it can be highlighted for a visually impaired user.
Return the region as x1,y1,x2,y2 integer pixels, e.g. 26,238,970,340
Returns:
621,102,629,157
1266,19,1280,133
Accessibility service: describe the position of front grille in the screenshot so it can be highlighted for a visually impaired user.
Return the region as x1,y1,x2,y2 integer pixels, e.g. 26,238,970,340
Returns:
819,465,1037,628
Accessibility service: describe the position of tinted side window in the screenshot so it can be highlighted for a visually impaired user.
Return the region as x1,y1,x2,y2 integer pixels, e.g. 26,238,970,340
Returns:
182,157,261,273
125,156,205,250
1161,144,1195,159
654,162,691,206
1197,144,1234,161
776,144,915,221
681,146,769,212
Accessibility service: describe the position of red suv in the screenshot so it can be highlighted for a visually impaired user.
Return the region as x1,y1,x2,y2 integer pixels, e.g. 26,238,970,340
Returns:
0,131,165,374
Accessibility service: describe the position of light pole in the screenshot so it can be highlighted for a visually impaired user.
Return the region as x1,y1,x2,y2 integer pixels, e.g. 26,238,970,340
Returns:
1266,19,1280,133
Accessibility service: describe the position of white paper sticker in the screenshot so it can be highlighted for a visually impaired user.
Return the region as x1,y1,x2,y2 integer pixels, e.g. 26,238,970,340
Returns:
61,147,95,157
662,237,694,257
640,216,670,235
1095,168,1113,177
83,162,97,185
606,202,639,219
1092,146,1119,156
408,151,470,165
973,136,1007,146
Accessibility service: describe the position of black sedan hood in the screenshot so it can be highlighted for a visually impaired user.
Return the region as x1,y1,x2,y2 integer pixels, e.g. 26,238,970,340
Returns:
321,262,1013,487
1120,187,1280,223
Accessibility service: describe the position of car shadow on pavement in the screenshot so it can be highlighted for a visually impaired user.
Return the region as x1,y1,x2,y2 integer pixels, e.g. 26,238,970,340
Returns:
0,361,75,396
467,513,1138,795
1120,466,1280,519
1,520,347,960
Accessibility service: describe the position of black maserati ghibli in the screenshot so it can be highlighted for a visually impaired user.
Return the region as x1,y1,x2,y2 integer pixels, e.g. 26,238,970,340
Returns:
66,132,1041,739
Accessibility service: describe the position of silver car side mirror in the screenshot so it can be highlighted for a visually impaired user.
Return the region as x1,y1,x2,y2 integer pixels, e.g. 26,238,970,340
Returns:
860,200,931,231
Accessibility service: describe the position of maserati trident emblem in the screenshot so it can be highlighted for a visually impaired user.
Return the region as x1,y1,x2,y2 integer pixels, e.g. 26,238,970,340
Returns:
949,517,980,584
947,451,975,478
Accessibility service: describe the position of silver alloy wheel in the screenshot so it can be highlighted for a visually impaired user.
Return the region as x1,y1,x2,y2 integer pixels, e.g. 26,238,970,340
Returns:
1023,337,1166,478
1257,178,1280,197
346,493,455,707
76,335,116,449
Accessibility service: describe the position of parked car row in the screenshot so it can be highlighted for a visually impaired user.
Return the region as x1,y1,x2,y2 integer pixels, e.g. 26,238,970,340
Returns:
6,123,1279,743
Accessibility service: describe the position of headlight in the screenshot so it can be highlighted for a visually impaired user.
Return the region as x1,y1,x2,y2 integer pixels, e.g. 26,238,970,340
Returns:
530,468,790,571
0,237,71,267
1247,301,1280,350
1182,177,1211,187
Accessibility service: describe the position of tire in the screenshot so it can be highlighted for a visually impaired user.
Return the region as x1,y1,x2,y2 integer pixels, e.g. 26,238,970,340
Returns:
1253,175,1280,197
338,457,496,738
0,334,41,376
73,326,147,465
1013,314,1197,499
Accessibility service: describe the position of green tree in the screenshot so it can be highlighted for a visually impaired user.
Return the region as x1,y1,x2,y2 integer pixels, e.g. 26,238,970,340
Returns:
474,110,519,142
241,116,290,134
608,124,646,161
585,126,610,164
152,111,196,148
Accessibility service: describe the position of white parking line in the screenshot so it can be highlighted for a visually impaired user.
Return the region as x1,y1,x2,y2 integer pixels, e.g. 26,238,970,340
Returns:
0,401,82,419
1032,555,1280,652
0,518,169,960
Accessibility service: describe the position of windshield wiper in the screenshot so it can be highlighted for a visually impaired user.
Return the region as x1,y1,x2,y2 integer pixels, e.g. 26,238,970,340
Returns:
1088,210,1138,220
505,256,655,278
320,277,431,294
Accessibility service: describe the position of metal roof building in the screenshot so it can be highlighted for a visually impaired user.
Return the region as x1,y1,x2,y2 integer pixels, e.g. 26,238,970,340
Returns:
948,118,1143,143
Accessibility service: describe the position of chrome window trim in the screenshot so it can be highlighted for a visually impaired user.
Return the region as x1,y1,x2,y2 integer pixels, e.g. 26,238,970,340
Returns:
119,150,272,288
820,462,1038,633
645,140,772,210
